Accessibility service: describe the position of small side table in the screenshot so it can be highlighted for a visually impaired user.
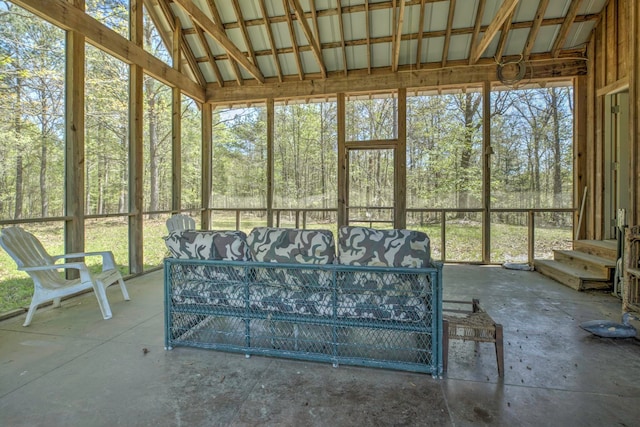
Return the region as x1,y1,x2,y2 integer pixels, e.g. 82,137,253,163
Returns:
442,299,504,377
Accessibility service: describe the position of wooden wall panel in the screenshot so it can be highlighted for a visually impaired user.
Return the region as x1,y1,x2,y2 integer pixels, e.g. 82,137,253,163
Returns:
584,0,637,237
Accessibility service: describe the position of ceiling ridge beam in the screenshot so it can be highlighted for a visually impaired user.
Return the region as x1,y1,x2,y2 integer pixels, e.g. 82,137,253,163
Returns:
288,0,327,78
172,0,264,83
470,0,520,64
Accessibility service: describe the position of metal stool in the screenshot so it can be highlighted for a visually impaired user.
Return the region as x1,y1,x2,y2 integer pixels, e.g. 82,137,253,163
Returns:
442,299,504,377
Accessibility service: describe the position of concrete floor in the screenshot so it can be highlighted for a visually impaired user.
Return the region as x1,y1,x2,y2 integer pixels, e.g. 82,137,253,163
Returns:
1,265,640,426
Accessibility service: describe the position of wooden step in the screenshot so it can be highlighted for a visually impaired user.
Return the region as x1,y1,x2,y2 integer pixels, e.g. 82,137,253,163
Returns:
534,259,611,291
573,240,618,261
553,250,616,279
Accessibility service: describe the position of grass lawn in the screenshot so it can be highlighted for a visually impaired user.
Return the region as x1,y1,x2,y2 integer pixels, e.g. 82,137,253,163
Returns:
0,216,572,314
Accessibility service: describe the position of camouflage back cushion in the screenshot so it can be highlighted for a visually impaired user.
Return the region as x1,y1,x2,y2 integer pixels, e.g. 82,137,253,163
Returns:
164,230,250,261
247,227,336,264
337,226,430,267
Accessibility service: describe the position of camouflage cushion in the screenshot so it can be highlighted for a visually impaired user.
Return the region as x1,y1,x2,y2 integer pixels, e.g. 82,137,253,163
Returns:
247,227,336,288
164,230,250,261
247,227,336,264
164,230,250,282
337,226,430,267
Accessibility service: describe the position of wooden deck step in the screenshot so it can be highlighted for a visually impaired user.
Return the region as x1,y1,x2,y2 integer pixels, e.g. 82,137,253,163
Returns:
534,259,611,291
573,239,618,261
553,250,616,279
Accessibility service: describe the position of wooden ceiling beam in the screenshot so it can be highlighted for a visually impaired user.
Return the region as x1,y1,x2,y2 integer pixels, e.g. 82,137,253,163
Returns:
172,0,265,83
205,0,244,86
552,0,583,58
259,0,283,82
205,57,586,104
145,0,206,87
193,25,224,87
523,0,549,60
494,8,516,63
282,0,304,80
231,0,259,69
416,0,426,69
12,0,205,102
468,0,486,65
392,0,406,72
366,0,371,74
289,0,327,78
441,0,456,68
337,0,348,75
470,0,520,64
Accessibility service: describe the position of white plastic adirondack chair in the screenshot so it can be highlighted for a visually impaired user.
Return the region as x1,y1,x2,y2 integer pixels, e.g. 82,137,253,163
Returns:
166,214,196,233
0,226,130,326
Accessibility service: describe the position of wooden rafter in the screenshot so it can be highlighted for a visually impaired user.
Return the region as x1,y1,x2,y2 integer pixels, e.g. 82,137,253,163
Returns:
494,8,516,64
470,0,520,64
172,0,265,83
193,25,224,87
366,0,371,73
205,0,244,86
231,0,259,68
289,0,326,78
523,0,549,60
552,0,583,58
337,0,348,75
392,0,406,72
441,0,456,68
468,0,486,65
282,0,304,80
416,0,425,69
145,0,206,87
258,0,283,82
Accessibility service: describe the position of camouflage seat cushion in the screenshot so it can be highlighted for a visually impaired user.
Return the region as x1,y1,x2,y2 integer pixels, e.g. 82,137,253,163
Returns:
247,227,336,288
337,226,432,296
164,230,250,281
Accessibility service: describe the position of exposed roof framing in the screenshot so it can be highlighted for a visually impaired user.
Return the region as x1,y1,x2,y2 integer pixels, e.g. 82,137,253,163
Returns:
14,0,608,104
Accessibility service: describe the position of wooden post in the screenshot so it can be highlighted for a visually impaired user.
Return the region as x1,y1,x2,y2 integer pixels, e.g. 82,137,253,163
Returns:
395,88,406,229
129,0,144,274
482,81,491,263
337,93,347,227
630,0,640,227
201,103,212,229
65,0,85,269
267,98,274,227
171,17,181,213
574,76,588,240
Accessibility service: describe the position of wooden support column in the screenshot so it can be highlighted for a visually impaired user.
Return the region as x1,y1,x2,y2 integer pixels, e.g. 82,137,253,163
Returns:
266,98,274,227
201,102,212,229
65,0,85,261
129,0,144,274
171,18,182,213
337,93,347,227
482,81,491,263
630,0,640,227
395,88,406,229
574,76,588,240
